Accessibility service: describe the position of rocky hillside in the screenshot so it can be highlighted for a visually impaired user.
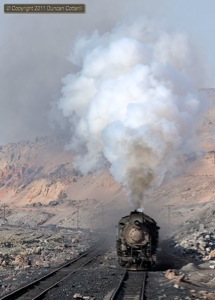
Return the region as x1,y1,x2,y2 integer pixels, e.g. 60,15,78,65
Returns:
0,135,125,229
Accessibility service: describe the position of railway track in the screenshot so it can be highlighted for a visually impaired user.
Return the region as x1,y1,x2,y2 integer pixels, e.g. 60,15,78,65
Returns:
0,240,105,300
110,270,147,300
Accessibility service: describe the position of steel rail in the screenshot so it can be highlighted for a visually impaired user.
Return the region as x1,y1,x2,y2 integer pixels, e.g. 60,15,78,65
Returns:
110,270,147,300
140,271,147,300
0,240,104,300
32,250,103,300
110,270,127,300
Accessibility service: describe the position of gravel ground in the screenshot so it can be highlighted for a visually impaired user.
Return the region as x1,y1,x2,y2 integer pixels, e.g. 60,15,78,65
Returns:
0,224,98,297
0,221,215,300
39,245,215,300
44,235,125,300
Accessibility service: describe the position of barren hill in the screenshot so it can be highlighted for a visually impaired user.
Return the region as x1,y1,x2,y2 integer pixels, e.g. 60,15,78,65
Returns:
0,135,126,229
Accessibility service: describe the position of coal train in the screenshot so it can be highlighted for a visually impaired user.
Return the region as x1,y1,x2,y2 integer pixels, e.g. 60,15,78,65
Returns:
116,210,159,270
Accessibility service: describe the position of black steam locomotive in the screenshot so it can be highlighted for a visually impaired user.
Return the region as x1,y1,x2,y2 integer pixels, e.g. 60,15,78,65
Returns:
116,210,159,270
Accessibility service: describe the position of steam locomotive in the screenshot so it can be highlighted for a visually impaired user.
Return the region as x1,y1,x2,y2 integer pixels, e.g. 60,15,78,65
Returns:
116,210,159,270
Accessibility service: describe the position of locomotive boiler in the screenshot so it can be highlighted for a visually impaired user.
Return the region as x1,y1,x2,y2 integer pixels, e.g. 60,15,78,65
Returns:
116,210,159,270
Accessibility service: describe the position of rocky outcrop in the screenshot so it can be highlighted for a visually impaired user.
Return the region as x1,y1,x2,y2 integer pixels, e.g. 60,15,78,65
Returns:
173,229,215,260
167,201,215,262
0,136,78,205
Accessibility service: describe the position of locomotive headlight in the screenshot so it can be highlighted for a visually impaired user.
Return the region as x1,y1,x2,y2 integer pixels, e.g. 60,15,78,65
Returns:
134,220,141,226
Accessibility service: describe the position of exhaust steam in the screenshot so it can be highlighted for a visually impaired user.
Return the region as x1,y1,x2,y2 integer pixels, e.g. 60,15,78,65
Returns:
57,18,207,209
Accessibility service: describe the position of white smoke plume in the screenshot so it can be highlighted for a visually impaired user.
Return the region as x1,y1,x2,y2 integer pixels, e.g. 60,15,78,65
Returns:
58,18,206,208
